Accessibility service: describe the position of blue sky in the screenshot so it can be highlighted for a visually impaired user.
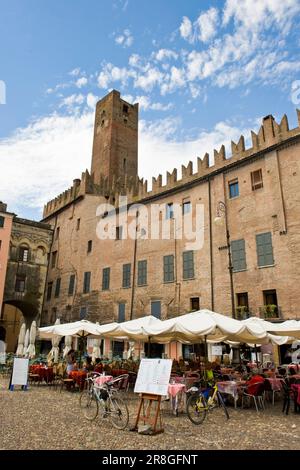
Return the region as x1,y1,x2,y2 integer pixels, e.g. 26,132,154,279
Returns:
1,0,300,220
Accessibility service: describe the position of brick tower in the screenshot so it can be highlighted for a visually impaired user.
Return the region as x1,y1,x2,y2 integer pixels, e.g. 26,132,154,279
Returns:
91,90,139,186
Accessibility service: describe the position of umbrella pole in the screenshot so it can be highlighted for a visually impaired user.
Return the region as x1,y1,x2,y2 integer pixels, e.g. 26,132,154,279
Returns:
204,335,208,386
254,344,259,367
147,336,151,358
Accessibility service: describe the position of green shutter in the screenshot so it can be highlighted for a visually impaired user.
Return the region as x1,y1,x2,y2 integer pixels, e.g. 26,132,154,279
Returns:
163,255,174,282
183,251,194,279
68,274,75,295
256,232,274,267
102,267,110,290
123,264,131,288
231,239,246,271
138,260,147,286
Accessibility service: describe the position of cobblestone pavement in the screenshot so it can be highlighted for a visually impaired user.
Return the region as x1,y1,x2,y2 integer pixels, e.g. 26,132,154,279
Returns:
0,378,299,450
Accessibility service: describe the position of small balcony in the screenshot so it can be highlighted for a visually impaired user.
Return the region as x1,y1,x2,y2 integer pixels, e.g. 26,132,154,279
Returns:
259,305,282,320
235,306,252,320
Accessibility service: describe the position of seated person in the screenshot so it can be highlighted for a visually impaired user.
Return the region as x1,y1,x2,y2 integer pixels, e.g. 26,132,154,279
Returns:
83,356,93,372
204,363,214,385
66,349,77,375
245,373,264,395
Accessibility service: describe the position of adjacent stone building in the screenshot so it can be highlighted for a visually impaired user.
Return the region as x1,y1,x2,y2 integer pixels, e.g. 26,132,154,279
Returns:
1,217,53,351
41,89,300,358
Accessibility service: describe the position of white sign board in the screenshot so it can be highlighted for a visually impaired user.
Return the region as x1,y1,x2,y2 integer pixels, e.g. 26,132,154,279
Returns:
134,358,172,396
212,345,223,356
11,358,29,386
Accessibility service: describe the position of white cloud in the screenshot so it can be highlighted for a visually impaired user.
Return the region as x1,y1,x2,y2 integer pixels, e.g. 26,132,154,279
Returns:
196,7,219,43
0,112,94,215
76,77,88,88
161,66,186,95
179,16,193,42
134,95,173,111
69,67,81,76
59,94,85,110
134,67,164,92
86,93,99,109
115,29,134,48
155,49,178,61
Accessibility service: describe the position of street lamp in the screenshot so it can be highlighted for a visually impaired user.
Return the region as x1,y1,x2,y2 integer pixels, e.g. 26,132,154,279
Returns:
214,201,236,319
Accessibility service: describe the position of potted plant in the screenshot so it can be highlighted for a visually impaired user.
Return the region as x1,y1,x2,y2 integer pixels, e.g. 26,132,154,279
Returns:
235,306,249,320
264,304,278,318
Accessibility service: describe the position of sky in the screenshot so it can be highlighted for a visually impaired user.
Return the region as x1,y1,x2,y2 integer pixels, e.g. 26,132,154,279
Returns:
1,0,300,220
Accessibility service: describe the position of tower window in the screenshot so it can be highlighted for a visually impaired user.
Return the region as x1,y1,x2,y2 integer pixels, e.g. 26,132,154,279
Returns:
123,104,129,114
87,240,92,253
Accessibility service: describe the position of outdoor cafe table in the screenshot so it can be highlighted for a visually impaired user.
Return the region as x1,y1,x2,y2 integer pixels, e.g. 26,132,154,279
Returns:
30,365,54,383
68,370,87,390
168,383,186,416
217,380,247,408
266,378,283,391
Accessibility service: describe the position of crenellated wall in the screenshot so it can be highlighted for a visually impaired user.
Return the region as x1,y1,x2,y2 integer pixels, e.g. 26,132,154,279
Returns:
43,110,300,219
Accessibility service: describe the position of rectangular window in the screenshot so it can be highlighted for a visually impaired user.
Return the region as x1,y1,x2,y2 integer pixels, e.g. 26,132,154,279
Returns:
151,301,161,319
76,218,81,230
190,297,200,311
251,169,263,191
19,247,29,262
163,255,175,283
256,232,274,267
237,292,249,307
80,306,88,320
87,240,92,253
229,180,239,198
68,274,75,296
0,216,4,228
231,239,247,271
102,267,110,290
51,251,57,268
15,275,26,293
118,303,126,323
54,278,61,298
137,260,147,286
182,200,191,215
116,226,123,240
183,251,194,279
166,202,174,219
263,289,278,306
83,272,91,293
122,263,131,288
46,282,53,301
55,227,60,240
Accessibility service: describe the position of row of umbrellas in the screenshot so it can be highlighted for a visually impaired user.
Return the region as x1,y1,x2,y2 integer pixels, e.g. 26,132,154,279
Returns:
38,310,300,345
16,321,37,359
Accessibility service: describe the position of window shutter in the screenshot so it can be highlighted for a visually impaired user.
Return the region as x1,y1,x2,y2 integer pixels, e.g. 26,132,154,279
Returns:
151,301,161,319
68,274,75,295
231,239,246,271
256,233,274,266
118,303,125,323
183,251,194,279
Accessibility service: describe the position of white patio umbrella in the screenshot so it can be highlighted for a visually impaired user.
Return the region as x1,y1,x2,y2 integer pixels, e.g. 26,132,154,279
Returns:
48,318,61,363
27,321,37,359
39,319,102,339
23,328,30,356
96,315,162,342
16,323,26,356
63,335,72,358
139,310,270,344
265,319,300,339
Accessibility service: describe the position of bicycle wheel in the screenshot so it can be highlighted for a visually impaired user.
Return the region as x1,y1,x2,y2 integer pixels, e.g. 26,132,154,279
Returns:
186,393,207,425
108,395,129,430
79,389,99,421
217,392,230,420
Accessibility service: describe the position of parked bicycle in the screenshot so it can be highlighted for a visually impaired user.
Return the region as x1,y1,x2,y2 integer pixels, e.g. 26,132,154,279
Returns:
79,375,129,430
186,383,230,425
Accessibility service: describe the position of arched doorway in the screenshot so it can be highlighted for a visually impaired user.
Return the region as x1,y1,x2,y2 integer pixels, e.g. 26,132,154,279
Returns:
1,300,38,353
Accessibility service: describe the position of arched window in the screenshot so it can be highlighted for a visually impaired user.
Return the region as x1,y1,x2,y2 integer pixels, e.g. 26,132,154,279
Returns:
18,244,30,262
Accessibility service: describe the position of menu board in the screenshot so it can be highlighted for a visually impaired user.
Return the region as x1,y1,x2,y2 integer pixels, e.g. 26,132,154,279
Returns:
11,358,29,386
212,345,223,356
134,358,172,396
